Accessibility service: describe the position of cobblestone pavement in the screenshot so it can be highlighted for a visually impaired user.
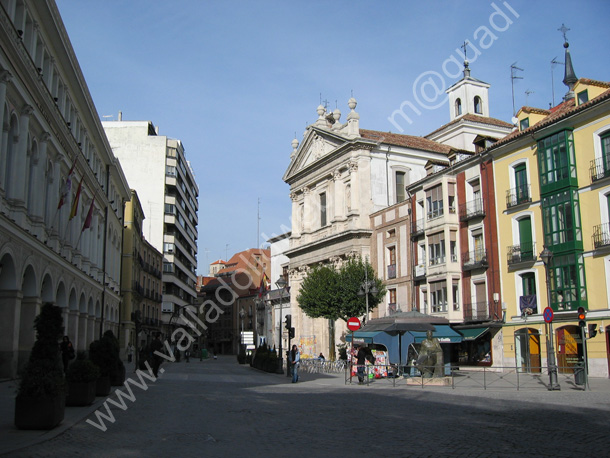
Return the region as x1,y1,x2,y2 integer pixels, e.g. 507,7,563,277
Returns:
4,356,610,458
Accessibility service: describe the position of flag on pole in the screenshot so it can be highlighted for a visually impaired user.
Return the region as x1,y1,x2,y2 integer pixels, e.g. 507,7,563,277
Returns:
258,272,270,298
82,197,95,231
57,159,77,210
69,177,83,220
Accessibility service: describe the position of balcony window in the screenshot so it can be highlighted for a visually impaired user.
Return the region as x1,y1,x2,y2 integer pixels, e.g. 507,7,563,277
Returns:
426,185,443,220
550,252,587,310
537,130,577,193
541,189,582,251
430,281,447,313
387,246,396,279
590,133,610,182
593,222,610,248
428,233,445,266
395,171,405,203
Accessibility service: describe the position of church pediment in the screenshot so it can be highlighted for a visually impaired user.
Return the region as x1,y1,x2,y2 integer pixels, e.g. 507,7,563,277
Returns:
284,128,349,181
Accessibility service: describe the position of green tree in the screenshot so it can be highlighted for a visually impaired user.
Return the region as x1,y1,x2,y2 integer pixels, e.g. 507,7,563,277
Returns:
296,257,385,359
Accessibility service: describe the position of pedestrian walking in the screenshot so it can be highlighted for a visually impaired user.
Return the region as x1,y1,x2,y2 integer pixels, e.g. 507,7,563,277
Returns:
289,344,300,383
185,349,190,362
60,335,75,374
127,343,134,363
150,333,163,377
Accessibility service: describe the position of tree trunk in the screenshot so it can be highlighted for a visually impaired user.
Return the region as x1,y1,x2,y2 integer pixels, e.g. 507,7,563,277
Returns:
328,318,336,361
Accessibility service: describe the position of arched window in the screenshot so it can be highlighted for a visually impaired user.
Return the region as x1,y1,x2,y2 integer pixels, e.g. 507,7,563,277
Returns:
455,98,462,116
474,96,482,114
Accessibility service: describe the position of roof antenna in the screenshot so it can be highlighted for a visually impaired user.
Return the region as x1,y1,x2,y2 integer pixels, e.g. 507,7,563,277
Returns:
510,62,524,116
525,89,534,105
550,57,563,107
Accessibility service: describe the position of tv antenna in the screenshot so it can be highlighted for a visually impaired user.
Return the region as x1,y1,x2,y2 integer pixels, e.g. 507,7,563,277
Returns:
550,57,564,107
525,89,534,105
510,63,524,116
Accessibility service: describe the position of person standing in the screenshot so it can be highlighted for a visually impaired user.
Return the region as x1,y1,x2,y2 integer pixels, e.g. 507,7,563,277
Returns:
289,344,300,383
356,346,367,384
60,336,75,374
150,333,163,377
127,343,134,363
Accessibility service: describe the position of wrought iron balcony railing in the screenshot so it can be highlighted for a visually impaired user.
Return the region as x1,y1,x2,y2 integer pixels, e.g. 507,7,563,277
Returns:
506,184,531,209
462,249,488,271
507,242,537,265
590,156,610,182
593,222,610,249
459,197,485,221
463,301,491,322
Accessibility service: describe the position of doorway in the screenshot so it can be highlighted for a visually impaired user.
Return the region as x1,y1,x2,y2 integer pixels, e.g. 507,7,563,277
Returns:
515,328,541,373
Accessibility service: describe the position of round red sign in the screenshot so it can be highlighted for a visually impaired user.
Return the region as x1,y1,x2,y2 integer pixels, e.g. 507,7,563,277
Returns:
347,317,361,331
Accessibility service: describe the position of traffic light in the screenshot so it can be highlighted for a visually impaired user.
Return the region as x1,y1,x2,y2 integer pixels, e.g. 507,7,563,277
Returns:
284,314,291,330
577,307,586,328
588,323,598,338
289,327,295,339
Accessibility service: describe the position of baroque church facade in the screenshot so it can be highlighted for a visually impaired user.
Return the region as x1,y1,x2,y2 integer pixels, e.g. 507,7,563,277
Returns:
283,61,513,359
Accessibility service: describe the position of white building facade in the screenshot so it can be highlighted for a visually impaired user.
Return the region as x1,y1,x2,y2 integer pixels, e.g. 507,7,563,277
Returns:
0,0,130,378
102,119,199,331
283,98,451,358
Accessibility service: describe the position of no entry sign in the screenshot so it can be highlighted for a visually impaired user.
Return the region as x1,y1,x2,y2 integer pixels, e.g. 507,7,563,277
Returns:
347,317,361,331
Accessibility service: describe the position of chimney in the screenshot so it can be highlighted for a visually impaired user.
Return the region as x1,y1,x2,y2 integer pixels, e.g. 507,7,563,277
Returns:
118,111,122,121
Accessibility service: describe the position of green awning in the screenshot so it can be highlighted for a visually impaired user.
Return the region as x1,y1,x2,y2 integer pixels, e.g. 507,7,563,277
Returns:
345,331,380,344
458,327,490,341
410,325,463,343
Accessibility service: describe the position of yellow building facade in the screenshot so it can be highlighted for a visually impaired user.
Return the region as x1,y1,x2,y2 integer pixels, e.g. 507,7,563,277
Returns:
489,79,610,378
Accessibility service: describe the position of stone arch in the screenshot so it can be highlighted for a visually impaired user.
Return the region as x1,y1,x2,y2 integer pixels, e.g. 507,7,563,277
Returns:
0,251,18,290
88,296,94,315
56,281,67,308
68,287,78,311
95,299,101,318
18,264,39,371
40,272,54,303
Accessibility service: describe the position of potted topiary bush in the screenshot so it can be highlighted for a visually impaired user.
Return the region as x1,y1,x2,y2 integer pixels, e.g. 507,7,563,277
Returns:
66,352,100,406
89,336,114,396
14,303,66,430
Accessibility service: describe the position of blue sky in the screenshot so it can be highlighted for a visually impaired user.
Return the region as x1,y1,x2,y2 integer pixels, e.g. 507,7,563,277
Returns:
55,0,610,275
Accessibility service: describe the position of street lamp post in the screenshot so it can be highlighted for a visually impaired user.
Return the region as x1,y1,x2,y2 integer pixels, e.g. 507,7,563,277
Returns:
239,306,245,355
540,246,561,391
358,264,378,324
276,275,287,374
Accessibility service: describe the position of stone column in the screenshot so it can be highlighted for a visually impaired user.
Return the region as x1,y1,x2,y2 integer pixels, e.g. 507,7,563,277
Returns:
31,132,50,221
87,315,96,347
11,104,34,204
0,289,23,379
78,312,88,352
333,170,344,221
290,191,299,238
302,186,311,233
17,296,40,372
67,309,79,347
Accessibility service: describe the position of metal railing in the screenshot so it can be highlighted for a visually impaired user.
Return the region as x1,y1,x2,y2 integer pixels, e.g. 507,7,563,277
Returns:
593,223,610,249
342,364,587,391
590,156,610,182
462,248,487,270
463,301,490,321
459,197,485,221
506,242,536,265
299,359,347,374
506,184,531,208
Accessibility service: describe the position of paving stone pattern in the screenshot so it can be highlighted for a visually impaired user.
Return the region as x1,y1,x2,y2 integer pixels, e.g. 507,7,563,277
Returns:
3,356,610,457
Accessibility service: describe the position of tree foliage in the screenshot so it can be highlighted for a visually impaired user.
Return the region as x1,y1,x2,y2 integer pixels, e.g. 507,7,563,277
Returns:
297,257,386,322
296,264,341,320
